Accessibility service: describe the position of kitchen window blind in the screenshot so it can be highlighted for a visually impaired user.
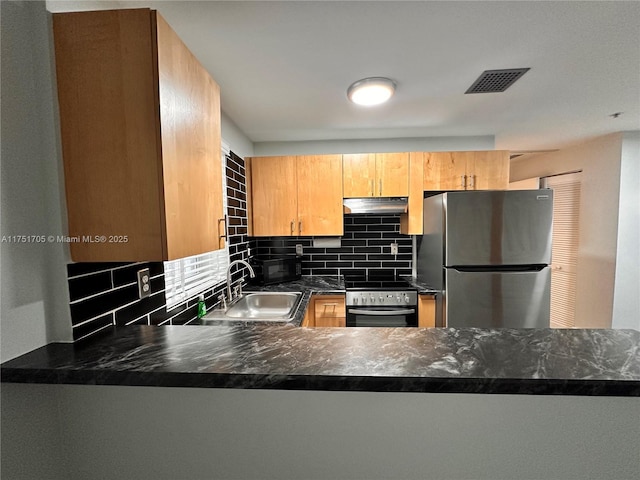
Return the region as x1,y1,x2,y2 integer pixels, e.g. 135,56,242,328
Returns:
163,249,228,310
163,146,229,311
543,171,582,329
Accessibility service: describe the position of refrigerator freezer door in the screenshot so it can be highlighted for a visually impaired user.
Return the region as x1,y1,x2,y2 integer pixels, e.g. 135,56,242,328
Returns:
445,190,553,266
445,267,551,328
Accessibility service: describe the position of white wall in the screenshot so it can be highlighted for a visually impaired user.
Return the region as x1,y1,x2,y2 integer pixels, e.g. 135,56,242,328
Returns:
1,0,73,363
510,133,623,328
508,177,539,190
221,110,255,159
2,383,638,480
253,135,494,156
1,383,69,479
612,131,640,330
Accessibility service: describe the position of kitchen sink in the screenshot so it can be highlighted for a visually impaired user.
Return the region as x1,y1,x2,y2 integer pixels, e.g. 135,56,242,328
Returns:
203,292,303,322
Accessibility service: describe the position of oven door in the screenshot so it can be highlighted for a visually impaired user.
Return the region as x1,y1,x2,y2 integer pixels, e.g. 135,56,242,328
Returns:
346,307,418,327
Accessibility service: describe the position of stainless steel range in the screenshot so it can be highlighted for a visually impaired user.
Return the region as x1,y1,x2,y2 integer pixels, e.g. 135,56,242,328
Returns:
343,271,418,327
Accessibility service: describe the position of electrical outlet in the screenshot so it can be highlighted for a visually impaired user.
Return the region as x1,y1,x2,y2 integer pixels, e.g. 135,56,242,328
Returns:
137,268,151,299
390,243,398,255
295,244,303,256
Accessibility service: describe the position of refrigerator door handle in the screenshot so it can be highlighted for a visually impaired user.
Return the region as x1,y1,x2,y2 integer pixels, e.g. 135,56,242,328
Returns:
451,265,548,273
348,308,416,316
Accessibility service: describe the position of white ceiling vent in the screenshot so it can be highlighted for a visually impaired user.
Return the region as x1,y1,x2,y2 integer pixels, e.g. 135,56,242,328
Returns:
465,68,530,94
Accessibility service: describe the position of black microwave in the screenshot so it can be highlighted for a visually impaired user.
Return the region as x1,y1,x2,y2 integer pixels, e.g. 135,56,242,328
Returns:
248,256,302,285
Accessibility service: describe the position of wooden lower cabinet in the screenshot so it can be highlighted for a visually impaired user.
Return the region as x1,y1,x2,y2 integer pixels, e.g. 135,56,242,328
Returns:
418,294,436,328
302,295,346,327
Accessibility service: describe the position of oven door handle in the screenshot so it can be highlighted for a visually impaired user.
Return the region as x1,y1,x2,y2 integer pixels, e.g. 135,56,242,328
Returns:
348,308,416,315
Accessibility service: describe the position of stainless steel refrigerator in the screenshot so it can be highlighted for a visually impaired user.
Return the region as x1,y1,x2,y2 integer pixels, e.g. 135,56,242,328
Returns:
417,190,553,328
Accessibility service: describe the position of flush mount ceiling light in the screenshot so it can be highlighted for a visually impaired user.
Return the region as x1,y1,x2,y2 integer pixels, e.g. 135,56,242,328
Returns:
347,77,396,106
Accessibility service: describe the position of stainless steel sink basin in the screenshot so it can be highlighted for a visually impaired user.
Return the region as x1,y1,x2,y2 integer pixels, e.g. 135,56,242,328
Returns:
203,292,303,322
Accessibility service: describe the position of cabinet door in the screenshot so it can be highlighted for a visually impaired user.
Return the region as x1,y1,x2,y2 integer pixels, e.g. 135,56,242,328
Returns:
313,296,346,327
250,156,298,236
468,151,510,190
297,155,344,236
376,153,409,196
343,153,376,197
53,9,165,261
53,9,223,261
418,294,436,327
424,152,469,191
156,12,223,260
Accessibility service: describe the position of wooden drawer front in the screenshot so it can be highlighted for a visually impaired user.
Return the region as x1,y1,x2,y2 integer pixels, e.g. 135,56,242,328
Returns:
314,296,346,327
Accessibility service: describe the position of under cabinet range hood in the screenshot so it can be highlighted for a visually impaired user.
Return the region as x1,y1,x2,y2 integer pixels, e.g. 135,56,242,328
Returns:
343,197,408,214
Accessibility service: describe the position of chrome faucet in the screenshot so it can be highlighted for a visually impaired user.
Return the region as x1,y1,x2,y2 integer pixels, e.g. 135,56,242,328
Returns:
226,259,256,303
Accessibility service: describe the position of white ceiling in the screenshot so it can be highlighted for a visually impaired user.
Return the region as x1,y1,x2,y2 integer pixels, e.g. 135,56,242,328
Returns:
47,0,640,153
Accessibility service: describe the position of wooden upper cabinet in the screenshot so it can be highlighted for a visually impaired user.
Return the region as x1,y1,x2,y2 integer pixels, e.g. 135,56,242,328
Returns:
376,153,409,196
250,155,343,236
424,151,509,191
343,154,376,197
297,155,344,236
250,156,298,236
424,152,469,190
400,152,424,235
52,9,223,262
343,152,409,197
470,151,510,190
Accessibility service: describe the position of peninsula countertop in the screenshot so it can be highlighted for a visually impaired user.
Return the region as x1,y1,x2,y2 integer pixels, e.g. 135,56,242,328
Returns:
2,324,639,396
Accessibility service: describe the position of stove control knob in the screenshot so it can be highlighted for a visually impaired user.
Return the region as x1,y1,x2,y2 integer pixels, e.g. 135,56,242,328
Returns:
396,296,401,303
354,297,358,305
404,295,410,303
379,295,383,302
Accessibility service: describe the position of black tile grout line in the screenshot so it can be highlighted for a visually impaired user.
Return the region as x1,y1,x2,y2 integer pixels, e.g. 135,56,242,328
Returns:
71,289,165,329
71,311,115,330
74,323,114,342
67,261,156,280
68,274,165,305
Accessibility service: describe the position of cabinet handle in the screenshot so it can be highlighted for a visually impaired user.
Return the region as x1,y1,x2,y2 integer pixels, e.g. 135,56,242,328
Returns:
217,216,227,248
461,175,467,189
469,174,476,190
379,179,382,196
299,220,302,235
370,180,374,197
290,220,295,235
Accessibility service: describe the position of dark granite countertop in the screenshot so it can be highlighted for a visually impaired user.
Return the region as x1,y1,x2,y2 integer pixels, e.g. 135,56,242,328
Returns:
401,275,438,294
2,324,639,396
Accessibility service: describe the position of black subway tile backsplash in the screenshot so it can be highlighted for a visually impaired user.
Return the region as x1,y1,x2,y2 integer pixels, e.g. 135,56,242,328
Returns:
114,289,166,327
69,284,140,327
250,213,413,278
68,271,112,302
72,313,114,341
